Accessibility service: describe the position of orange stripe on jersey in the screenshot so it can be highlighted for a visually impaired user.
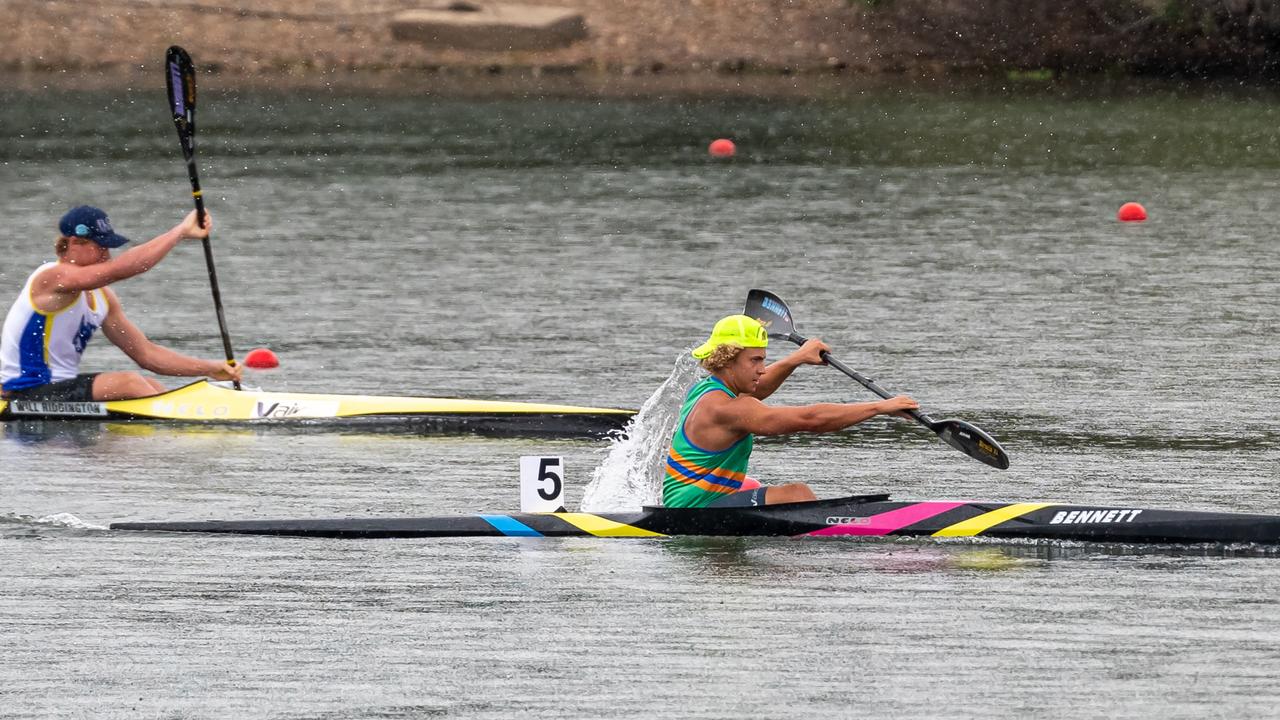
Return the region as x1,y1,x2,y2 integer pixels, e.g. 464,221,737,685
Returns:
668,446,746,484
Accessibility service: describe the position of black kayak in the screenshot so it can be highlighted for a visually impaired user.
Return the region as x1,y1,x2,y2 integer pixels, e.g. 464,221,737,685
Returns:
110,493,1280,545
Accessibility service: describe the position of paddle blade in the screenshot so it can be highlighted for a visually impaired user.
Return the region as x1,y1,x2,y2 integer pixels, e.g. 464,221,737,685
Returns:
165,46,197,150
744,289,799,341
933,418,1011,470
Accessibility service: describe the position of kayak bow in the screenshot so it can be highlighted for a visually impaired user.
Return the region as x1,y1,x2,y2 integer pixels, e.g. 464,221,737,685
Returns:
0,380,633,439
110,493,1280,545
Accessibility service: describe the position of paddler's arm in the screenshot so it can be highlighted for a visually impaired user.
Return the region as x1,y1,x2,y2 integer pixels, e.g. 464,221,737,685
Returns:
749,338,830,400
720,394,919,436
34,210,211,295
99,289,242,383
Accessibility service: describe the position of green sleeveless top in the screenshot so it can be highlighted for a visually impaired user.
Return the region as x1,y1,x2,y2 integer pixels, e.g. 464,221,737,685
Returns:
663,375,755,508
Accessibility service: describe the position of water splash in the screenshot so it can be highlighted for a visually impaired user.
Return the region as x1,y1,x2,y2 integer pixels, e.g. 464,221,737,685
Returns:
0,511,107,531
35,512,106,530
580,353,701,512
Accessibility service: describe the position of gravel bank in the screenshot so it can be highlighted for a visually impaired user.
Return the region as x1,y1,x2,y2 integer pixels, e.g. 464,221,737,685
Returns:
2,0,949,92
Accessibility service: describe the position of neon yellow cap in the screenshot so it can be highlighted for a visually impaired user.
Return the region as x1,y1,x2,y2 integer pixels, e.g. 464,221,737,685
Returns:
691,314,769,359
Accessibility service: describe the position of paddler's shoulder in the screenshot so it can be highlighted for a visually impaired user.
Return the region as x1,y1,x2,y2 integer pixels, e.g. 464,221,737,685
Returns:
693,385,761,418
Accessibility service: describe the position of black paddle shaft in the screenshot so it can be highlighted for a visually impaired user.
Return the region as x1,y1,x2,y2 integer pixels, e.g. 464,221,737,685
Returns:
794,333,936,424
743,288,1010,470
165,46,239,389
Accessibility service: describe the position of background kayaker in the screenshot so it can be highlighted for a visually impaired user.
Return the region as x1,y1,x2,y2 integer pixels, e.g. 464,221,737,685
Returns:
664,314,919,508
0,205,242,402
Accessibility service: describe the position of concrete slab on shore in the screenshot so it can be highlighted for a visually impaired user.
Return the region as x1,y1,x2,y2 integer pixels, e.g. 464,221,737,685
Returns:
391,3,588,52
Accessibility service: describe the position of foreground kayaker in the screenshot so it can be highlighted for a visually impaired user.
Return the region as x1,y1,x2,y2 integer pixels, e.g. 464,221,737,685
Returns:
664,314,919,508
0,205,241,402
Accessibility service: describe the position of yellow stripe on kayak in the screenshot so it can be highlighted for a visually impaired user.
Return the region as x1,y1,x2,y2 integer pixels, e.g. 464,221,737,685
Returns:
933,503,1052,537
0,399,7,416
553,513,665,537
102,380,632,420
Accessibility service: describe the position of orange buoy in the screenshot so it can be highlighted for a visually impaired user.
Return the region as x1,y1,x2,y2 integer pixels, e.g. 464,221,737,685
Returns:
709,138,736,158
244,347,279,369
1117,202,1147,222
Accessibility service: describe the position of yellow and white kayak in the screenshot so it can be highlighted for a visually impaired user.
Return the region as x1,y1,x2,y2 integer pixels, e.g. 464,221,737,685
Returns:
0,380,634,439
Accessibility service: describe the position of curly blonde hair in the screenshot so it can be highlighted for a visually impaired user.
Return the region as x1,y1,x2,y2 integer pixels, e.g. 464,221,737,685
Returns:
54,235,94,257
699,343,745,372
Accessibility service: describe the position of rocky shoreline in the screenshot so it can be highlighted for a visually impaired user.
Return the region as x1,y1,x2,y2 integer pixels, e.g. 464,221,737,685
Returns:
6,1,897,80
6,0,1280,94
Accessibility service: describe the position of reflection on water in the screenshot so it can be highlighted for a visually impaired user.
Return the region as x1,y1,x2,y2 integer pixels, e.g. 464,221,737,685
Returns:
1,420,269,446
12,415,1268,453
3,420,108,447
928,536,1280,560
651,534,1280,571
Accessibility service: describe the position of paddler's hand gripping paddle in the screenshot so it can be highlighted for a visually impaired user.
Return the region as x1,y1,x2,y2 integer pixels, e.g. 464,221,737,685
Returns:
744,289,1010,469
165,45,240,389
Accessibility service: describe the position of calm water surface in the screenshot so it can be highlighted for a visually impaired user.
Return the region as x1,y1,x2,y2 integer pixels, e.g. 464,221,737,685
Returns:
2,80,1279,718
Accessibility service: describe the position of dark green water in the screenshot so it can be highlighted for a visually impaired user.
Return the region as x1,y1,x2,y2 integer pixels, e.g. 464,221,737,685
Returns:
2,82,1279,718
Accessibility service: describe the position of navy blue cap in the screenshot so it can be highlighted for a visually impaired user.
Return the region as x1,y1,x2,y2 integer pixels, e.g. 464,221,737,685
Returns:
58,206,130,249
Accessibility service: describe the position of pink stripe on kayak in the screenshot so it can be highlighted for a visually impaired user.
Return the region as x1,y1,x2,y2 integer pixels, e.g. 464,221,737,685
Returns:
803,502,966,537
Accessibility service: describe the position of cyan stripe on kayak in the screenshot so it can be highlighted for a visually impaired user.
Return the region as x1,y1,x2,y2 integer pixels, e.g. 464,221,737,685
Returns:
479,514,543,537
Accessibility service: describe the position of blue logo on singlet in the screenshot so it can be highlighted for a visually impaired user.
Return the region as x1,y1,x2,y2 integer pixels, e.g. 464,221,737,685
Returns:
72,317,98,354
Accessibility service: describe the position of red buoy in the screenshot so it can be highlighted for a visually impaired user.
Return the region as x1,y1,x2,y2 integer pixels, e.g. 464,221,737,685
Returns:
244,347,279,369
709,138,736,158
1117,202,1147,222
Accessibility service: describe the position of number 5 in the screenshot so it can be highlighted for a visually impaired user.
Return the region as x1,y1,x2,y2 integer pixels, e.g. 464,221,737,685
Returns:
520,456,565,512
537,458,562,500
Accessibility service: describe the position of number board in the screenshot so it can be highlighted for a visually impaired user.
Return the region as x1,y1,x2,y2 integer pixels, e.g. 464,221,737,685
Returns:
519,456,565,512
